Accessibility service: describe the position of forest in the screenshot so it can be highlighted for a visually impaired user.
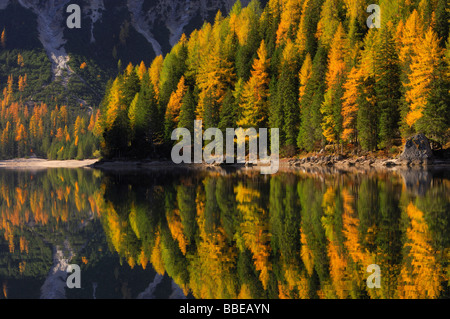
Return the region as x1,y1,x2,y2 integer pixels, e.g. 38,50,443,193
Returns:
0,0,449,160
0,48,101,160
98,0,450,159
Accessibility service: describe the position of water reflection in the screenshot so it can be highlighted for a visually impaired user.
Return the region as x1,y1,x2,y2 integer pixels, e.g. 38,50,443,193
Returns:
0,167,448,299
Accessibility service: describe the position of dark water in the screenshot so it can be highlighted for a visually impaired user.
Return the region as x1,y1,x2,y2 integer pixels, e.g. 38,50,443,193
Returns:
0,167,448,299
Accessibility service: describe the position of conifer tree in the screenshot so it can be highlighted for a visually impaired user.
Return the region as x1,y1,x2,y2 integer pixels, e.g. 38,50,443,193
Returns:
279,41,300,149
434,0,449,45
316,0,346,48
178,88,196,134
357,73,378,151
298,45,327,151
375,24,401,149
295,0,324,58
276,0,302,45
235,0,263,81
92,0,450,158
219,90,238,132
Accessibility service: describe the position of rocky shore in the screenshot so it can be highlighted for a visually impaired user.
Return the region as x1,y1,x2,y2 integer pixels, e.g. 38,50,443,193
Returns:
280,154,449,170
280,133,449,170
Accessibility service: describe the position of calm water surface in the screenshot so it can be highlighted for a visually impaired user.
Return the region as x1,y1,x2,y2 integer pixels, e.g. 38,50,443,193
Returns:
0,167,448,299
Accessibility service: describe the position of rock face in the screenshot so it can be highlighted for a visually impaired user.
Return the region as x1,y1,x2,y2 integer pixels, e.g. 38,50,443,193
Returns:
1,0,251,81
400,133,434,161
2,0,250,60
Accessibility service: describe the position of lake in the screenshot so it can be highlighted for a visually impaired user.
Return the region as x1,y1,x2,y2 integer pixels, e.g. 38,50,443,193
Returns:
0,166,448,299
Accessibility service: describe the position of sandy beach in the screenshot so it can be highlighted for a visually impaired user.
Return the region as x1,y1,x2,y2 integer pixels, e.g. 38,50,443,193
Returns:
0,158,99,169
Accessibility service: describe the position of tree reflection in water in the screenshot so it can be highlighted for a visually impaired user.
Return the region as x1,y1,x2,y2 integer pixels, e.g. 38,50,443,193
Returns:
0,167,448,299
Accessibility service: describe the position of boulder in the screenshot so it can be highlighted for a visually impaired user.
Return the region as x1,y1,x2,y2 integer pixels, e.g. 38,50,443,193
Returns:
400,134,434,161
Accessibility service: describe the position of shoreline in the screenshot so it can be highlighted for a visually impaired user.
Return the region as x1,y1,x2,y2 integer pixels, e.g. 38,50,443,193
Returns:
90,155,450,173
0,158,99,169
0,156,448,172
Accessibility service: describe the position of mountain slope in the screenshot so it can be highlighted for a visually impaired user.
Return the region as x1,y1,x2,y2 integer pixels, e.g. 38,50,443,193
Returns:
0,0,251,106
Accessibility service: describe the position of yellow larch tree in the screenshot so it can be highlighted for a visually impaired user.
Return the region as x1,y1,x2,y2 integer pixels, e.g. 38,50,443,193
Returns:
299,53,313,102
397,202,444,299
276,0,302,45
316,0,344,48
196,37,235,121
341,66,362,143
238,40,270,128
397,10,424,70
405,28,444,128
137,61,147,80
104,78,124,130
149,55,164,98
165,76,187,126
17,53,24,67
321,23,348,144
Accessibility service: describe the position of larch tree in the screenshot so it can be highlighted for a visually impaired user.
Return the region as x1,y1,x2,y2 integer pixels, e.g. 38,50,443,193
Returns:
149,55,164,99
165,76,187,140
397,10,425,138
137,61,147,81
295,0,323,59
341,66,362,144
133,73,160,156
316,0,346,48
1,28,5,48
238,40,270,128
299,53,313,102
102,77,130,158
276,0,302,45
321,24,348,147
197,32,235,127
405,28,450,142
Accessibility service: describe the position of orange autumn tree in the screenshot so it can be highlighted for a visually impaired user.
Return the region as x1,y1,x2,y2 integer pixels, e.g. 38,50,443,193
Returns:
149,55,164,98
341,66,362,143
0,28,5,48
299,53,313,102
18,75,27,92
397,202,444,299
276,0,302,45
164,76,187,135
136,61,147,80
